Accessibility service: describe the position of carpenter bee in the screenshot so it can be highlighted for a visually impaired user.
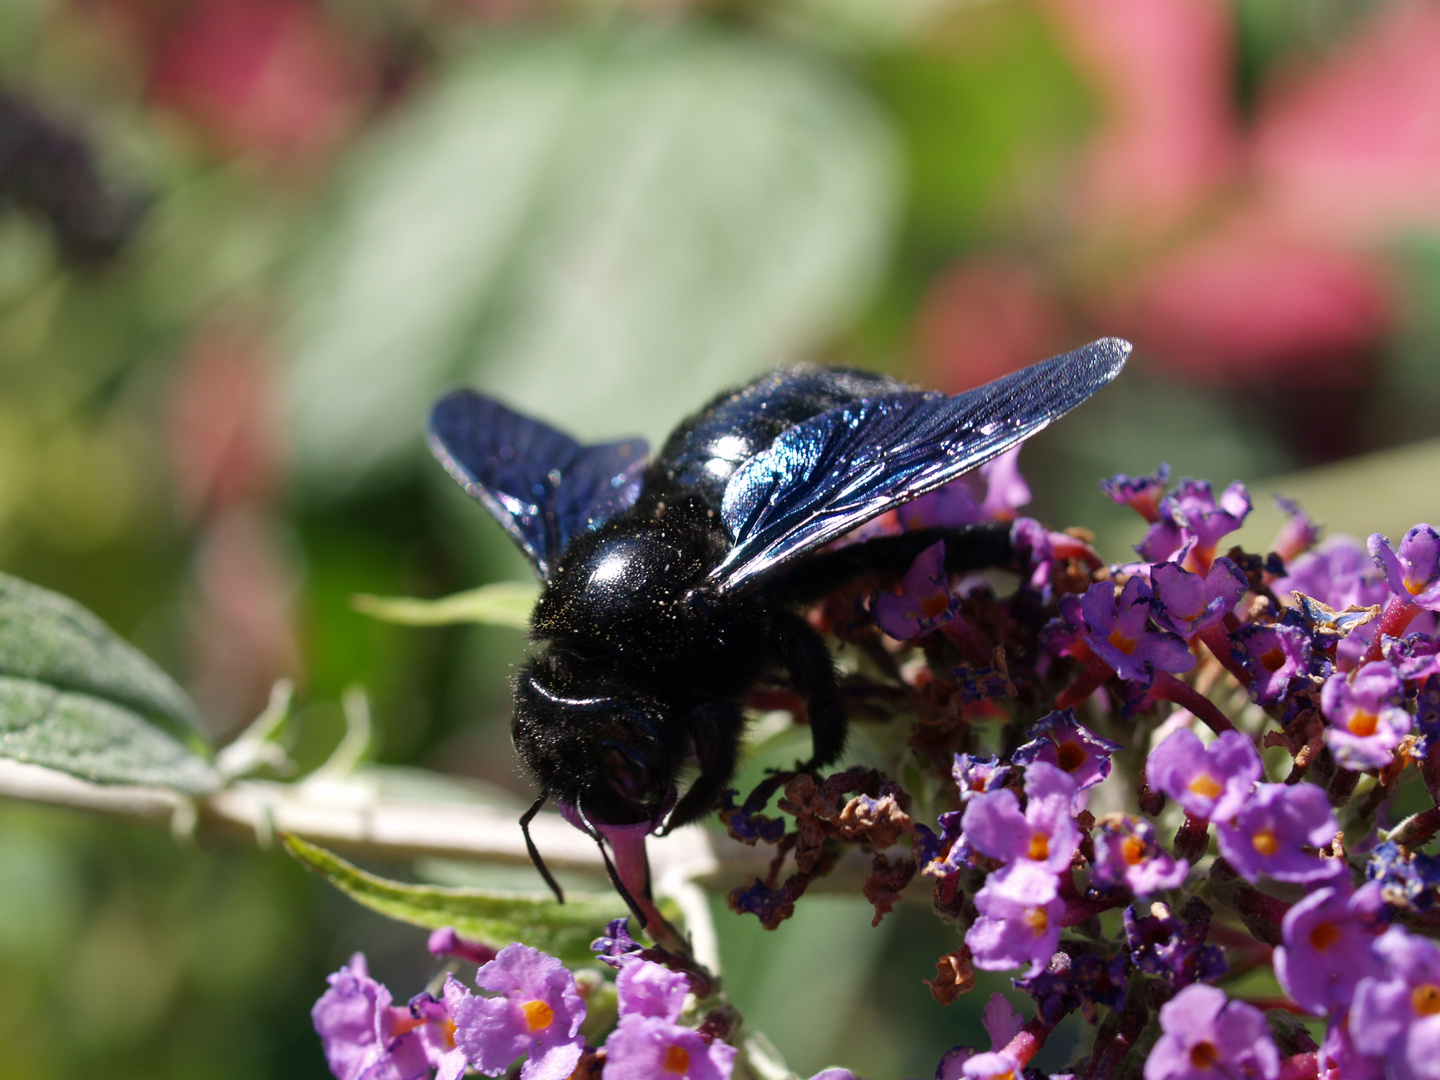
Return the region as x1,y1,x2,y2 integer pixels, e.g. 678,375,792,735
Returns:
429,339,1129,904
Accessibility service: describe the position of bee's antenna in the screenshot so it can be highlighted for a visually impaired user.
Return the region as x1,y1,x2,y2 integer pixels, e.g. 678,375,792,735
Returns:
520,786,565,904
575,798,649,930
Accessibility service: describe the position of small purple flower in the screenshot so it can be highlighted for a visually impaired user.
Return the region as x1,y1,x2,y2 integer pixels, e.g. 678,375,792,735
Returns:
1215,782,1340,884
616,958,690,1020
981,992,1024,1047
1317,1016,1385,1080
1079,578,1194,684
951,754,1010,802
1276,538,1389,666
1321,661,1413,770
1093,816,1189,896
1166,479,1253,556
900,446,1030,530
916,812,973,878
1229,622,1313,705
1124,904,1226,989
1385,632,1440,683
1350,926,1440,1079
1149,558,1248,638
1272,495,1321,561
313,955,465,1080
1367,839,1440,912
1099,464,1170,522
591,917,645,968
1142,984,1278,1080
428,927,498,967
1135,516,1191,565
1274,883,1385,1016
602,1017,735,1080
1012,709,1122,791
966,862,1065,975
1145,728,1262,823
873,541,960,639
962,762,1080,875
1276,538,1388,611
452,944,585,1080
1370,525,1440,609
1017,951,1129,1025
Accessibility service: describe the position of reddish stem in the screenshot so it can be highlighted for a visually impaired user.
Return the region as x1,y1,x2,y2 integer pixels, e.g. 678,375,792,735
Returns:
1278,1053,1320,1080
1056,653,1116,710
1000,1017,1053,1068
1152,671,1235,734
1390,806,1440,848
1172,811,1211,863
1363,594,1421,663
1197,621,1251,686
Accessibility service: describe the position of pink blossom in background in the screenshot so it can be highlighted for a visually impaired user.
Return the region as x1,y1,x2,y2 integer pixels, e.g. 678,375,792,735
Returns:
917,260,1062,390
1101,215,1391,386
147,0,374,169
168,320,285,520
1040,0,1240,234
1254,0,1440,245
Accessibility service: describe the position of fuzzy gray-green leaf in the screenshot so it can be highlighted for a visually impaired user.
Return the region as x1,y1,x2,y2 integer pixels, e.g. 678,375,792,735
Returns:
285,836,623,963
0,574,216,793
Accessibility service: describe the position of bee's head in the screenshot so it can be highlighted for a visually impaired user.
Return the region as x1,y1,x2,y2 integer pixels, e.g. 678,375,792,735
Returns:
512,652,677,828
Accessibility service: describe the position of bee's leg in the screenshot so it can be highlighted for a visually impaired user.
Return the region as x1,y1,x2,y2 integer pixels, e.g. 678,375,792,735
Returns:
772,610,848,771
770,522,1012,606
665,700,746,830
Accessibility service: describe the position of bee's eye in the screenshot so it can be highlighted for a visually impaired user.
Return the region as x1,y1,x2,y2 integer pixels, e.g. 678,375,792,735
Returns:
600,742,661,805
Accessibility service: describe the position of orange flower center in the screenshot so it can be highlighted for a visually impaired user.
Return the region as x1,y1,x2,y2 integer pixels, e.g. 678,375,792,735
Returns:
1028,833,1050,861
1108,629,1138,655
1414,983,1440,1017
1348,710,1379,737
1056,742,1086,772
1023,906,1050,934
1308,921,1341,951
1188,773,1223,799
1190,1042,1219,1068
920,594,949,619
1260,646,1287,672
1122,837,1147,866
1251,828,1279,857
521,1000,554,1032
663,1045,691,1074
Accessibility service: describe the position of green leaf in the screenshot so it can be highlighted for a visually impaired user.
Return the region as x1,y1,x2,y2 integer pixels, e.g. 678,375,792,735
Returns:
350,581,538,629
286,25,898,490
284,836,624,963
0,573,216,793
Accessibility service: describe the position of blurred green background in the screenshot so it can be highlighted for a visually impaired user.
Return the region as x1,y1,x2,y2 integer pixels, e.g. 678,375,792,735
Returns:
3,0,1440,1075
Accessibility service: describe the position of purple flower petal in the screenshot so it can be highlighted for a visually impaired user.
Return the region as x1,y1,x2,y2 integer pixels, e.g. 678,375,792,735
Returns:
1215,782,1340,884
1146,728,1262,823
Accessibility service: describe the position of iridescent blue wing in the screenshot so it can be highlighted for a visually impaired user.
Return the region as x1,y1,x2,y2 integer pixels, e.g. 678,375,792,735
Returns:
711,338,1130,594
428,390,648,579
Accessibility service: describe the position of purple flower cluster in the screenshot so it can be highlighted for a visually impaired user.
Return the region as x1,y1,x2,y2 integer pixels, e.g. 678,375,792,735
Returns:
314,933,746,1080
312,456,1440,1080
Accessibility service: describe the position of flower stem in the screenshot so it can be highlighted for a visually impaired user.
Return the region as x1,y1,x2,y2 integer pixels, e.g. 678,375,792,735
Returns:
1152,672,1235,734
1000,1017,1053,1068
1362,594,1421,663
1197,622,1250,686
1277,1053,1320,1080
1056,654,1115,709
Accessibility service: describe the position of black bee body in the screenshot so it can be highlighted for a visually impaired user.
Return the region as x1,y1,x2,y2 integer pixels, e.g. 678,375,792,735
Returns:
522,367,909,831
428,340,1130,897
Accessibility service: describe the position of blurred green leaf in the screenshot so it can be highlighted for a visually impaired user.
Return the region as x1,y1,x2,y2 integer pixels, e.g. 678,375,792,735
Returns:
287,25,898,489
0,573,216,793
284,836,622,964
350,581,537,629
